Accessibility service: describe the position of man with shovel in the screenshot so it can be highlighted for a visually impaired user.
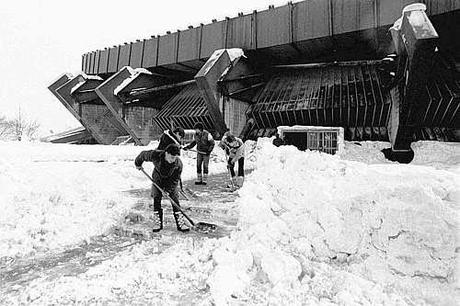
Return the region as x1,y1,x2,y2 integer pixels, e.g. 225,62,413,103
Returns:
182,122,215,185
135,144,189,232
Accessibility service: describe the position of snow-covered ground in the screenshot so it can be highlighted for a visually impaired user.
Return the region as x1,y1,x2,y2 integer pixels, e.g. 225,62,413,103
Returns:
0,140,458,305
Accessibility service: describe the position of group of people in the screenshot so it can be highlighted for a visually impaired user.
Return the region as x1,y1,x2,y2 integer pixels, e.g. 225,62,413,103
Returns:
134,122,245,232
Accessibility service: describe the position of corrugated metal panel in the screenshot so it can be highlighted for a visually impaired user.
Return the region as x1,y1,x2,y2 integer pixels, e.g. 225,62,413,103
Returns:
158,33,178,65
177,27,200,62
153,84,212,131
98,49,109,74
226,14,253,49
257,5,290,49
108,47,120,73
130,40,144,69
142,37,158,68
200,21,226,59
293,0,330,40
248,63,391,140
118,44,131,70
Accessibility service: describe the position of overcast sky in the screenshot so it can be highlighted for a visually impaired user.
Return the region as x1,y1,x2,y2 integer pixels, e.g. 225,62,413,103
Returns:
0,0,294,135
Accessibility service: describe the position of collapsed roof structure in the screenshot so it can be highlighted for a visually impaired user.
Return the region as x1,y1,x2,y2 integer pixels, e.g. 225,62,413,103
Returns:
49,0,459,161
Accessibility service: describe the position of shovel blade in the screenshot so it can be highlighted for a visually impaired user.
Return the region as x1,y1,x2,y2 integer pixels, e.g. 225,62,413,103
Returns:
194,222,218,233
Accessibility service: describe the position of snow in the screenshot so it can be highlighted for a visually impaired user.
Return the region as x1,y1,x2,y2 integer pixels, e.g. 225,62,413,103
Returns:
1,139,459,305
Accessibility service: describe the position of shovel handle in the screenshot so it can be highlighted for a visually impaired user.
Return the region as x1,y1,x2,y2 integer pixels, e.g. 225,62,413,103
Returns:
140,168,195,226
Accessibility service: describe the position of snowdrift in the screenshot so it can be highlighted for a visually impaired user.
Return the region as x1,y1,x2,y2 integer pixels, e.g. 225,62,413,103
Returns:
209,140,459,305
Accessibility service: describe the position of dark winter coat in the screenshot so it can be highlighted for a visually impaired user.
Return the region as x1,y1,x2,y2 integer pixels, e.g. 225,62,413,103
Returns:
157,130,181,150
184,130,215,155
135,150,182,191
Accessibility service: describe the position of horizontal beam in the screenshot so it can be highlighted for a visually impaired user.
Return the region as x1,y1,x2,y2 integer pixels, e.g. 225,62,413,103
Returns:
129,79,196,97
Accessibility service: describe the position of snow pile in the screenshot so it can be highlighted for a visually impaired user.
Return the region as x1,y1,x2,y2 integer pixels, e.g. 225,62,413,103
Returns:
0,141,217,259
208,141,459,304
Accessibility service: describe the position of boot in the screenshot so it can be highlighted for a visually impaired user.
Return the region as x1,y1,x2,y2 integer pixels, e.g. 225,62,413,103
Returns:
202,173,208,185
227,177,237,189
195,173,203,185
173,211,190,232
151,208,163,232
236,176,244,188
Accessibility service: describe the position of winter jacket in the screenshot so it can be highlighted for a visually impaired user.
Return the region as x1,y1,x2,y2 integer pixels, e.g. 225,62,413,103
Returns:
219,136,244,163
135,150,182,191
157,130,181,150
184,130,215,155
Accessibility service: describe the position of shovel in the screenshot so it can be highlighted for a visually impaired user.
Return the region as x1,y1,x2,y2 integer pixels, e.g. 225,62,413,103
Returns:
139,168,217,233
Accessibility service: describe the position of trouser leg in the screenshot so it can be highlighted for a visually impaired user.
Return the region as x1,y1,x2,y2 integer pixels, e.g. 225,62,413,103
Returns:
228,158,236,177
202,154,210,184
196,153,203,184
237,157,245,187
167,187,180,213
151,182,163,211
150,182,163,231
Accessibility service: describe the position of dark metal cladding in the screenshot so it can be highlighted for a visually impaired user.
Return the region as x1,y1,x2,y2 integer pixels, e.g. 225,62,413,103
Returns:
292,0,331,41
332,0,375,34
130,41,144,69
226,14,253,49
118,44,131,70
158,33,178,66
98,49,109,74
93,50,101,75
81,0,458,70
142,37,158,68
200,20,226,59
177,27,201,63
256,4,290,49
89,52,96,75
108,46,120,73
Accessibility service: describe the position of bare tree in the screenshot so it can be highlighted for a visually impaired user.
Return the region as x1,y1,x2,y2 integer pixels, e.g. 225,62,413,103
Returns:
10,107,41,141
0,115,14,139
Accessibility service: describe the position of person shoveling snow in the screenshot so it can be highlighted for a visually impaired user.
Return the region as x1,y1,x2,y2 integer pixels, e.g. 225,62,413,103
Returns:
135,144,190,232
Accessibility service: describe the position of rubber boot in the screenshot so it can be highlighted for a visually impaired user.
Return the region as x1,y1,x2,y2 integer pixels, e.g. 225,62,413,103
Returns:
227,177,237,189
173,211,190,232
237,176,244,188
202,173,208,185
195,173,203,185
151,208,163,232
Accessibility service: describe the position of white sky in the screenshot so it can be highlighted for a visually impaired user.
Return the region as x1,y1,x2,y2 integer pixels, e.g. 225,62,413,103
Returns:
0,0,293,135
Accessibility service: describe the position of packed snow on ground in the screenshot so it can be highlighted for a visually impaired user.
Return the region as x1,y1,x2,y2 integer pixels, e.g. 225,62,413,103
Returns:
0,141,229,260
1,139,458,305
